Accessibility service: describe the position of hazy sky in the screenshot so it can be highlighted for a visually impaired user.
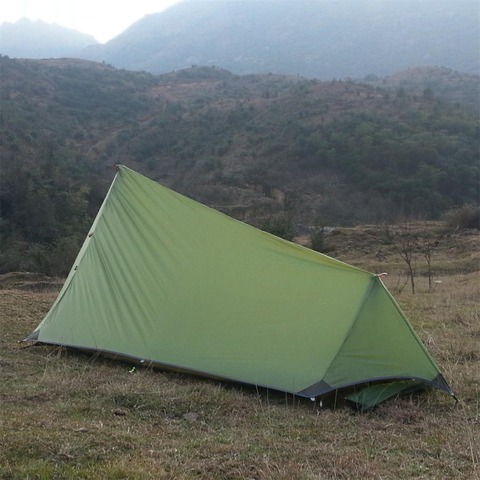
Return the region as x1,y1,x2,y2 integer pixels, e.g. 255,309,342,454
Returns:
0,0,183,43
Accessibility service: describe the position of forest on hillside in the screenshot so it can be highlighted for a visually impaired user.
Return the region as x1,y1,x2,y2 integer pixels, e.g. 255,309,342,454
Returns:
0,57,479,275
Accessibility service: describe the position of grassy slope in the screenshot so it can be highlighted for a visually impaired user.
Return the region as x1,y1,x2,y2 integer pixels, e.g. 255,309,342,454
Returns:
0,224,478,479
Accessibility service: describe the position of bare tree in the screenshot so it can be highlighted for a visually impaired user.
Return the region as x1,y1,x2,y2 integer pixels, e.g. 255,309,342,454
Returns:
422,234,435,291
393,222,417,295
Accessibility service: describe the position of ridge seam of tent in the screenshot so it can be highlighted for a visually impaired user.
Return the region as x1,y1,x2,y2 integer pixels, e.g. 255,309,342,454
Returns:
119,165,370,276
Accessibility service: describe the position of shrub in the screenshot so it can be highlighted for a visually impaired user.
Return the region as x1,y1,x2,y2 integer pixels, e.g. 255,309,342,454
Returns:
310,227,326,252
260,215,295,241
442,204,480,232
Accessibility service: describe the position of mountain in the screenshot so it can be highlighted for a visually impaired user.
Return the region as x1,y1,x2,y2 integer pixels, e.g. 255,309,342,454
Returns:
77,0,479,79
0,18,97,58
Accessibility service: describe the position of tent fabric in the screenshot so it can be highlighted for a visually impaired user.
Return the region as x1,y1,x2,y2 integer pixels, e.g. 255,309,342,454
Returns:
27,166,453,407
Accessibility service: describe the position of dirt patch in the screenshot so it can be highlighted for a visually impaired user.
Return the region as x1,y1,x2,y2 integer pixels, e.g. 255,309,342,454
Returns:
0,272,63,292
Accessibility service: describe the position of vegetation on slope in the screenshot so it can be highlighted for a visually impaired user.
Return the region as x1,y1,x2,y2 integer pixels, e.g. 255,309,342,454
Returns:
0,56,478,274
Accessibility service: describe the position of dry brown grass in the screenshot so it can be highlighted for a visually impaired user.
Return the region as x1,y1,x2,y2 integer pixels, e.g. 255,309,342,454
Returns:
1,225,479,479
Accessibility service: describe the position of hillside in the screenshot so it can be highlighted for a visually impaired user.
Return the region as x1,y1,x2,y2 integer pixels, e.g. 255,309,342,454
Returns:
0,18,97,58
77,0,480,78
0,56,478,274
362,66,480,114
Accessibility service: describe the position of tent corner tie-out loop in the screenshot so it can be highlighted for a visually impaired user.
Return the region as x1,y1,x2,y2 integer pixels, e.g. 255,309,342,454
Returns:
375,272,388,278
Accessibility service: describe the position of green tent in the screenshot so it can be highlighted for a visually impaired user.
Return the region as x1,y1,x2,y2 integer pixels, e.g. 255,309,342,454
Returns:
27,166,453,408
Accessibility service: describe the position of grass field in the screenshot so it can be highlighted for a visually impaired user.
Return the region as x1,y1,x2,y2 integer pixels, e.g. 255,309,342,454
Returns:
0,224,478,479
